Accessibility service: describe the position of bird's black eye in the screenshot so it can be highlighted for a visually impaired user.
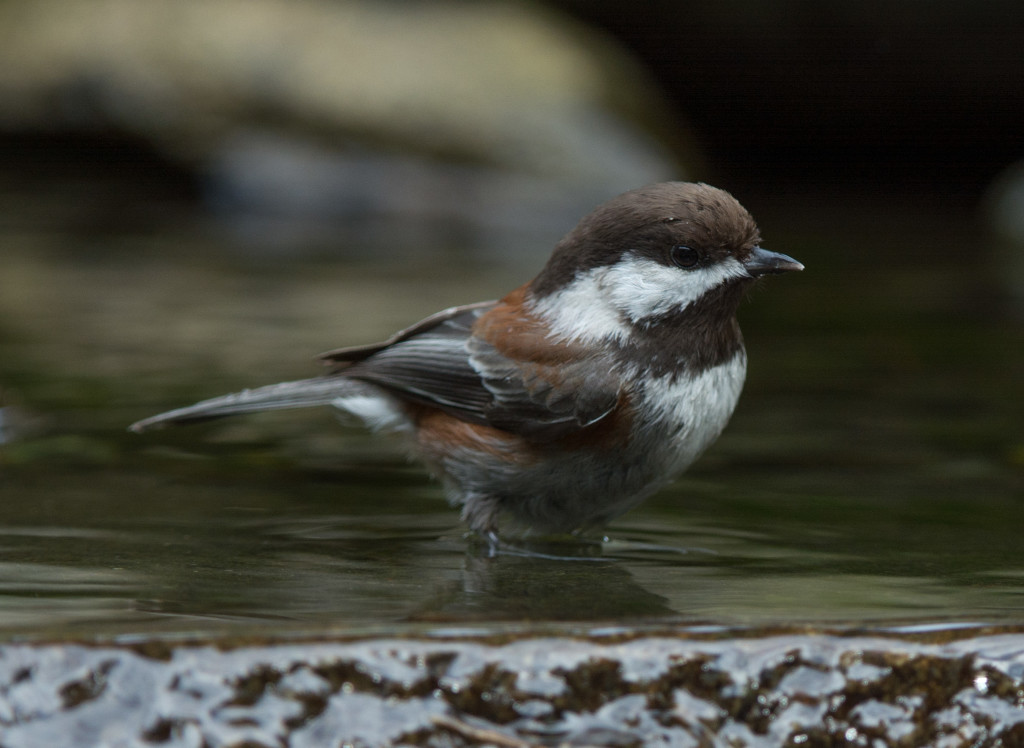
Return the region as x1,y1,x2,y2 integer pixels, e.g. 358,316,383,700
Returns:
670,245,700,269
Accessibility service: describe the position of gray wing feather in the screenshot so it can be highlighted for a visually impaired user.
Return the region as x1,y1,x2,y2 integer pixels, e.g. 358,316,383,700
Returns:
346,336,491,418
337,304,495,424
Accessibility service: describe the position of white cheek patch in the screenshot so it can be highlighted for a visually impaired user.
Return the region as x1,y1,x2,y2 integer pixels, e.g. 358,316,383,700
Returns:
604,254,749,323
530,253,748,344
529,267,633,344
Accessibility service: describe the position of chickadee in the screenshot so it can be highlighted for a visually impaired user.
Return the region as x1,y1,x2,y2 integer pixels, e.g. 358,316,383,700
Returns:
131,182,802,538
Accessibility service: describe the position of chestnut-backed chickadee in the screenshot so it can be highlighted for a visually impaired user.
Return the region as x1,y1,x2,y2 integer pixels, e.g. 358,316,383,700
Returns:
132,182,802,537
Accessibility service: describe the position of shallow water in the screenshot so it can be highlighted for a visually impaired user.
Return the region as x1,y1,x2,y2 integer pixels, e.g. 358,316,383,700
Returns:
1,193,1023,741
2,209,1022,636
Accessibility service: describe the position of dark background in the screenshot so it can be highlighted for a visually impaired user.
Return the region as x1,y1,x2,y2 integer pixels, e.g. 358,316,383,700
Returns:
555,0,1024,202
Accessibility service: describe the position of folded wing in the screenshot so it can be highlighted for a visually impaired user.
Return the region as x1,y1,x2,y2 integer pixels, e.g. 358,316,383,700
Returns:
323,298,622,441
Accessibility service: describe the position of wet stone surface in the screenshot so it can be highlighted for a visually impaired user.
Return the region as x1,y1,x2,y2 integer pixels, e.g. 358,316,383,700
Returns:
2,627,1024,747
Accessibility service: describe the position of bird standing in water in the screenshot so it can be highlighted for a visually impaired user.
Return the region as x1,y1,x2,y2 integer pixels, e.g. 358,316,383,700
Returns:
132,182,803,539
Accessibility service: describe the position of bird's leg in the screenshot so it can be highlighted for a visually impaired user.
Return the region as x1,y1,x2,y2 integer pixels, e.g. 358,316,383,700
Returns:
461,494,502,555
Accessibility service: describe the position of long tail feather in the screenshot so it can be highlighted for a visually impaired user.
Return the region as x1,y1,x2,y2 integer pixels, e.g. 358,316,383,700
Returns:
129,377,371,433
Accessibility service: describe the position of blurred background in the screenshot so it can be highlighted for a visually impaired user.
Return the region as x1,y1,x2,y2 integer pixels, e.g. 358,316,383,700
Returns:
0,0,1022,636
1,0,1022,256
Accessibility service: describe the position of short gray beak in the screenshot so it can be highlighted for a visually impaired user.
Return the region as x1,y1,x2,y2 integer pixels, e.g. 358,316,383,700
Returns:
743,247,804,277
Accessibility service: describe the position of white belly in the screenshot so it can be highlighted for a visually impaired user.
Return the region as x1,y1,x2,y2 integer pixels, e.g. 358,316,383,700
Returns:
639,350,748,478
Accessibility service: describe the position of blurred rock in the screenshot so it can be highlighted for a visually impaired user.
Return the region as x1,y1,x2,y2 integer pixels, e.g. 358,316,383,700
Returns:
0,0,689,259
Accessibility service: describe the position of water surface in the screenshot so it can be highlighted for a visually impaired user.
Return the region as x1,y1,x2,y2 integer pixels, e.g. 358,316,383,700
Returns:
1,199,1021,640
